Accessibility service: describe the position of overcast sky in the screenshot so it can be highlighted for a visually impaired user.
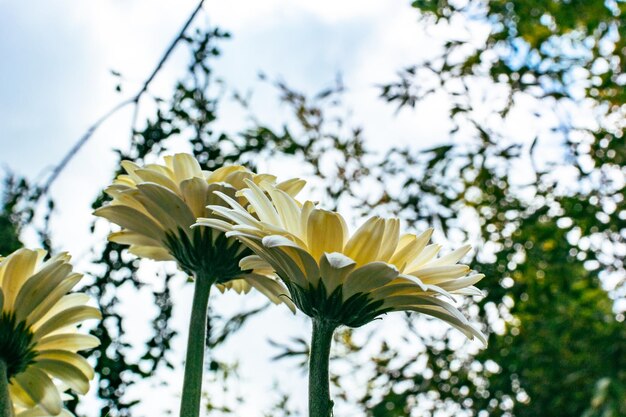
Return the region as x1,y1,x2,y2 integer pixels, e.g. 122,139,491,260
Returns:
0,1,516,416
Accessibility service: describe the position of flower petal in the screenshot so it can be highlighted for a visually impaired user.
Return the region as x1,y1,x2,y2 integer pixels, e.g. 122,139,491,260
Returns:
35,350,95,380
35,334,100,352
94,205,165,242
275,178,306,197
343,217,386,265
13,261,72,322
264,186,303,238
26,277,85,328
409,265,470,284
179,177,210,218
307,209,346,261
239,179,281,225
33,359,91,394
239,255,273,273
377,218,400,262
437,273,485,292
242,273,295,312
262,235,320,284
389,229,433,271
424,244,471,268
135,183,196,231
170,153,203,183
14,368,62,415
319,252,356,295
108,231,161,247
1,249,40,310
403,243,441,271
133,168,179,193
33,306,101,340
342,262,399,301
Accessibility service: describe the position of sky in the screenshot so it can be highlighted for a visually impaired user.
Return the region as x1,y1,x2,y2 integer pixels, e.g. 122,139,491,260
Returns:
0,1,574,416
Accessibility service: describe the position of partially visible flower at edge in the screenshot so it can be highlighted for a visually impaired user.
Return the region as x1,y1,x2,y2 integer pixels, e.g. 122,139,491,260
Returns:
0,248,101,417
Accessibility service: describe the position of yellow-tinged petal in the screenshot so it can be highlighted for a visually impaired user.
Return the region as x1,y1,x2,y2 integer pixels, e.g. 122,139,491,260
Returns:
33,359,90,394
26,279,85,328
108,231,161,247
180,177,210,217
410,265,470,284
103,188,152,216
401,304,487,346
194,218,237,234
171,153,202,183
94,205,165,242
135,183,196,232
404,243,441,271
35,350,95,380
319,252,356,295
35,293,89,322
252,239,308,288
239,255,273,273
206,165,247,183
377,218,400,262
133,168,180,193
14,368,62,415
242,274,295,312
35,334,100,352
389,228,433,271
343,217,385,265
263,235,320,284
437,273,485,292
299,201,316,241
424,244,471,268
209,204,262,231
239,179,281,225
15,406,75,417
276,178,306,197
33,306,101,340
143,163,175,179
9,383,36,408
13,262,73,322
342,262,399,301
264,186,303,239
306,209,346,261
453,286,485,296
2,248,40,310
120,160,140,177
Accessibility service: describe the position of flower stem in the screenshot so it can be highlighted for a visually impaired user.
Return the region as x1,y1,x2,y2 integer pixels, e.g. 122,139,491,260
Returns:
0,359,13,417
309,319,336,417
179,272,214,417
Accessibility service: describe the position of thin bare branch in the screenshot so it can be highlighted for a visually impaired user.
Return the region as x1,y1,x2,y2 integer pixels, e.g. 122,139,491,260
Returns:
41,0,206,195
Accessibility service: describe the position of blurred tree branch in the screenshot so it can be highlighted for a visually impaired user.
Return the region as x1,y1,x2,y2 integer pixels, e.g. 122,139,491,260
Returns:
40,0,206,196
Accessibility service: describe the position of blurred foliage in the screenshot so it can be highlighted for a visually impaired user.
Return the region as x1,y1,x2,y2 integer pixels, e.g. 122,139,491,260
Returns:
1,1,625,416
350,0,626,416
0,175,27,255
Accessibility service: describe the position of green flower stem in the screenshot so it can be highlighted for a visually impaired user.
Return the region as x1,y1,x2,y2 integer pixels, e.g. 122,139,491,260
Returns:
309,319,336,417
0,359,13,417
179,272,215,417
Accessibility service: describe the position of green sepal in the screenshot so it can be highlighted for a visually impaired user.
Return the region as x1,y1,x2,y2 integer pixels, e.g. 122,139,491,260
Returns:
164,226,253,282
285,279,389,328
0,312,37,378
